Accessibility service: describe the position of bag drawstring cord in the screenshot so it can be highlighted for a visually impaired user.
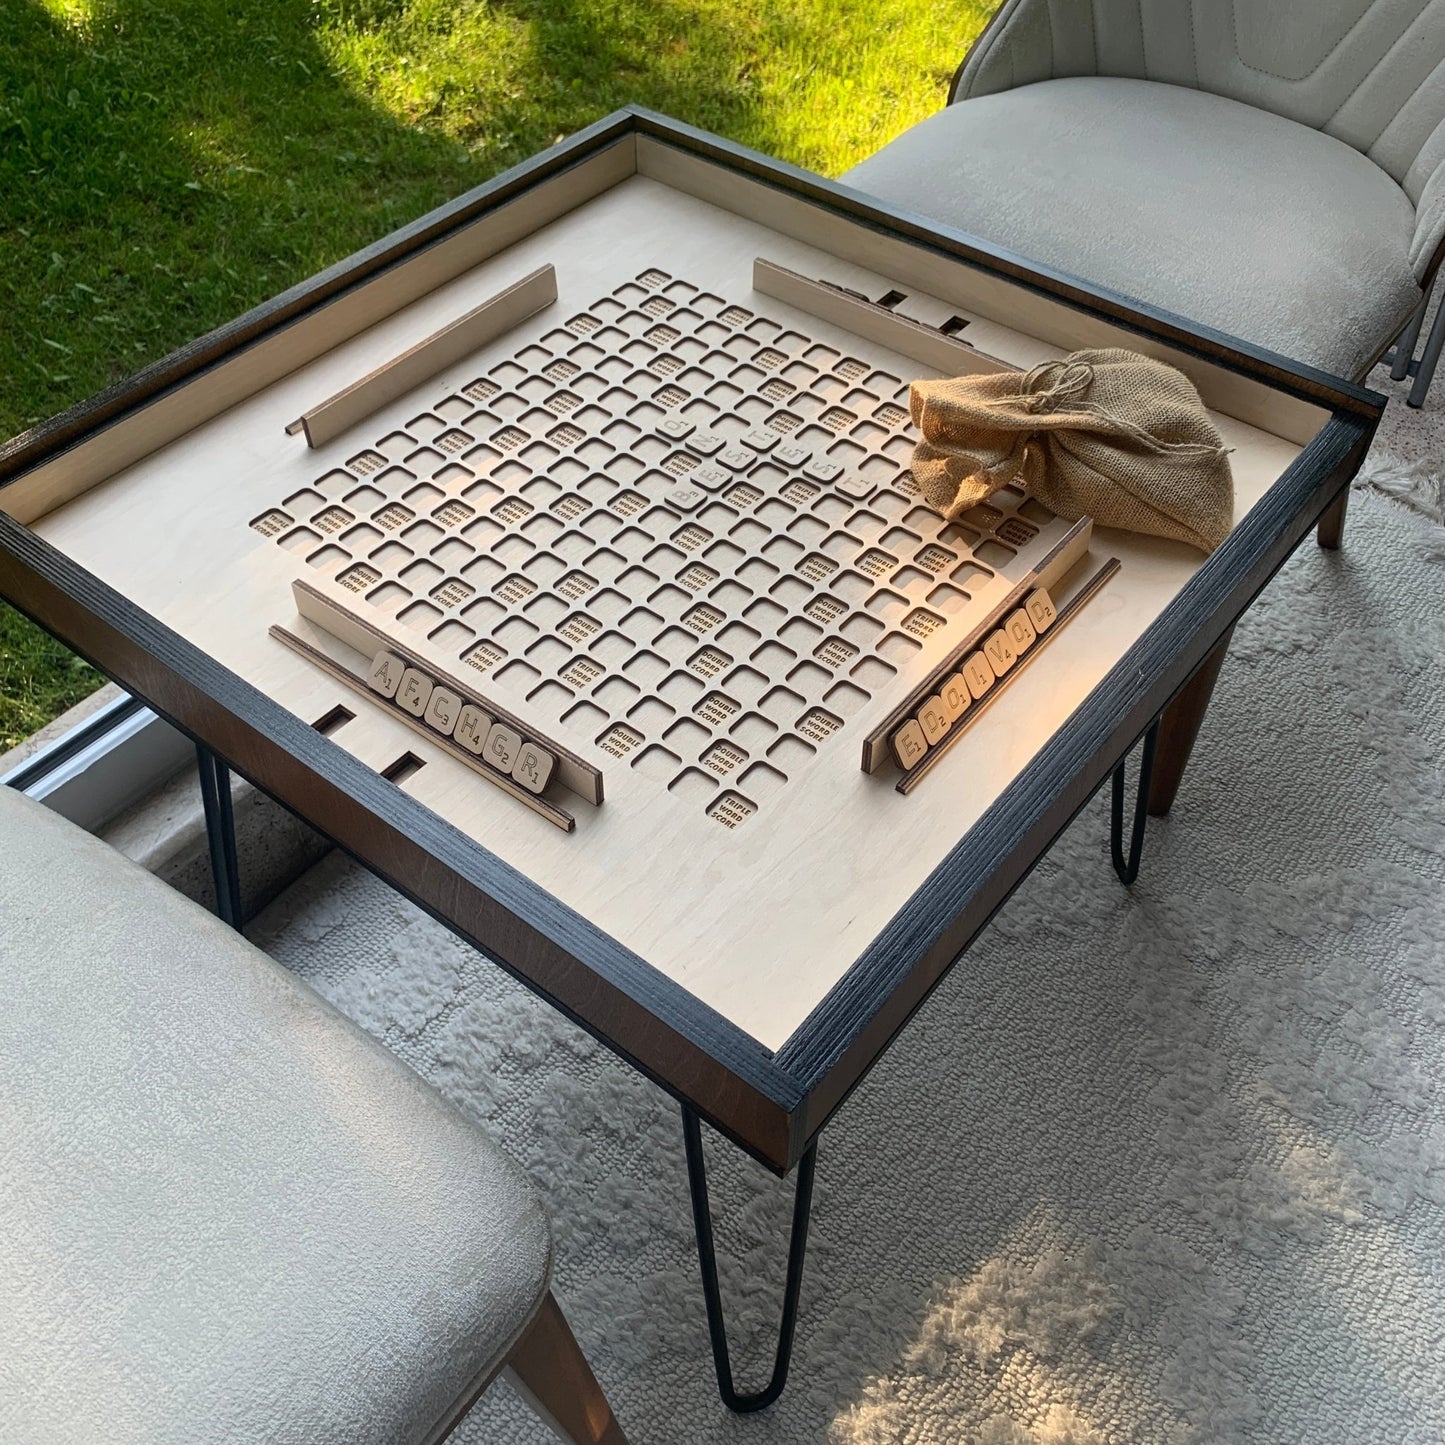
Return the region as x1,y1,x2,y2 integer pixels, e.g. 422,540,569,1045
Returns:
979,358,1230,460
1019,359,1096,413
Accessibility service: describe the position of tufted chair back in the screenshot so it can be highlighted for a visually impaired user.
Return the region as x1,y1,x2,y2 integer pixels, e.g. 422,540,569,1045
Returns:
956,0,1445,233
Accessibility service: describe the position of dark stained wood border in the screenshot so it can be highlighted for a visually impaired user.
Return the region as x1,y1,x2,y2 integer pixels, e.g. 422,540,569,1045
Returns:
0,515,803,1172
0,110,1383,1174
778,414,1373,1162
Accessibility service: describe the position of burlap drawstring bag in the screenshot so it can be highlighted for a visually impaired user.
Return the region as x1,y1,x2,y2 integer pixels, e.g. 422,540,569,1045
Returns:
909,348,1234,552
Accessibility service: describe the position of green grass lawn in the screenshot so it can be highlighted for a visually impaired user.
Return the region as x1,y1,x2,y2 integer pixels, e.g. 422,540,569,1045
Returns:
0,0,998,750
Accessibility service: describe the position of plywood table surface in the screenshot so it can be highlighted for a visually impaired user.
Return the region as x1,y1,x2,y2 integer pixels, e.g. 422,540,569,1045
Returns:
32,174,1301,1052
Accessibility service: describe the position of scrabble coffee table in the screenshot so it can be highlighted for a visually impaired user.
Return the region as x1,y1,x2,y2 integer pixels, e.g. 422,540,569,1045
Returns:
0,109,1382,1411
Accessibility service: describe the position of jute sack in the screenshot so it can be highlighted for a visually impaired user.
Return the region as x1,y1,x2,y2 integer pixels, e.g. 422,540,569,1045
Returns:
909,348,1234,552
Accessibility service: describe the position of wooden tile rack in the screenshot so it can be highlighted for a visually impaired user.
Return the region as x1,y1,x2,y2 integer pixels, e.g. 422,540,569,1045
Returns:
286,574,603,804
887,556,1122,794
271,619,578,831
286,265,558,449
752,258,1013,380
860,518,1093,773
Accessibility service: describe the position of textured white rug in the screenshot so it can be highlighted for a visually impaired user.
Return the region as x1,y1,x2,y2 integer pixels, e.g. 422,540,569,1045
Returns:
252,462,1445,1445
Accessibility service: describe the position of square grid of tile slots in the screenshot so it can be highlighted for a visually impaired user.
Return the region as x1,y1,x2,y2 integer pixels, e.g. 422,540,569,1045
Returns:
253,267,1062,827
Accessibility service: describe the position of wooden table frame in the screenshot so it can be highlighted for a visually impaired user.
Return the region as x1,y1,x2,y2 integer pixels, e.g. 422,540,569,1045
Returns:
0,107,1381,1410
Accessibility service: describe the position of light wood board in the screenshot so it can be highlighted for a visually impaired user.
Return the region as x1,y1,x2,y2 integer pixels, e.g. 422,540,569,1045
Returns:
288,264,559,448
29,170,1313,1052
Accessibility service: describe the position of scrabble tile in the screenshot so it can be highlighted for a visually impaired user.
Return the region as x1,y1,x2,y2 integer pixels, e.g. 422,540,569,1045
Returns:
423,685,461,735
1025,587,1058,632
774,441,811,467
454,703,492,754
664,484,705,511
657,415,694,440
741,427,778,452
689,431,726,456
396,667,434,716
940,673,970,721
917,695,950,744
983,630,1017,676
368,650,405,698
483,722,522,772
512,741,556,794
962,652,995,699
890,718,928,770
717,446,753,471
1005,608,1038,651
803,457,843,484
691,462,730,490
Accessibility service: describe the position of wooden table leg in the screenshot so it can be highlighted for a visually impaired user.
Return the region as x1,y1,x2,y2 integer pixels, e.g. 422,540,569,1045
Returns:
1317,486,1350,550
1147,626,1235,818
505,1291,631,1445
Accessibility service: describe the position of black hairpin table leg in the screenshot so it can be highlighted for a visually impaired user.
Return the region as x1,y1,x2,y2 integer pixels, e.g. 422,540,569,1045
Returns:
196,743,243,930
1110,720,1160,886
682,1107,817,1413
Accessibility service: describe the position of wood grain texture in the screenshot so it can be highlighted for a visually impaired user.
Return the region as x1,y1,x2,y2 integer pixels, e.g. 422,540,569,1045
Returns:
30,178,1247,1062
778,412,1373,1166
268,623,578,831
1316,484,1350,550
1145,624,1235,817
292,265,558,448
503,1293,632,1445
752,258,1013,378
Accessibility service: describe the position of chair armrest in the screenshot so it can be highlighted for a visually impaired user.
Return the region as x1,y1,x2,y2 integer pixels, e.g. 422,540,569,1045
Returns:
1411,160,1445,287
952,0,1103,102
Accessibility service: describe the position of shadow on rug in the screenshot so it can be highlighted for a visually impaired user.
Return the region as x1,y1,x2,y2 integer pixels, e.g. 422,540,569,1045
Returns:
252,480,1445,1445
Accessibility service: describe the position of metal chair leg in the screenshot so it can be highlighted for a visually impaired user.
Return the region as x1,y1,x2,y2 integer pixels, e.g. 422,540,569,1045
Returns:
1389,292,1428,381
682,1107,817,1413
196,743,243,929
1110,720,1160,886
1408,287,1445,408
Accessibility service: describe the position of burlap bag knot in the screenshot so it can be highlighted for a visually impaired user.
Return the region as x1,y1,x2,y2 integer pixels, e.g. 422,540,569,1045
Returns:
909,348,1234,552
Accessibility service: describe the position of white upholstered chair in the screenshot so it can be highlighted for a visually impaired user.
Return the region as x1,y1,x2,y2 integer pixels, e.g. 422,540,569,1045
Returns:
0,785,627,1445
845,0,1445,407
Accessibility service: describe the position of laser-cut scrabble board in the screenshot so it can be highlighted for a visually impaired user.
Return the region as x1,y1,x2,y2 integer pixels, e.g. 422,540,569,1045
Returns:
261,264,1102,833
6,113,1368,1167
